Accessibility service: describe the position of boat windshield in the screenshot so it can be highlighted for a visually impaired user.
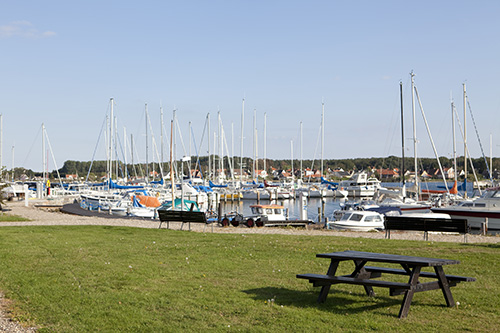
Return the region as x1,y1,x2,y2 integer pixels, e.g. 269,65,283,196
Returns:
365,215,382,222
251,207,264,214
340,213,363,221
274,209,282,214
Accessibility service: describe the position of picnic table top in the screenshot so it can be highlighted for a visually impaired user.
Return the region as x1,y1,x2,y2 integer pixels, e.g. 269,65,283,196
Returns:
316,250,460,267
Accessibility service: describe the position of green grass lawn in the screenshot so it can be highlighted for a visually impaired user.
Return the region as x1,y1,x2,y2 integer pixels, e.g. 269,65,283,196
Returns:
0,226,498,332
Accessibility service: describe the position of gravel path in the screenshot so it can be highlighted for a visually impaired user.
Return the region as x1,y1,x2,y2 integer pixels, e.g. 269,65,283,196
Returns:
1,199,499,331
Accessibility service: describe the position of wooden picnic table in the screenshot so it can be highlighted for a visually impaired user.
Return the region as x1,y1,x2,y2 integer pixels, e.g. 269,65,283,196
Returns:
297,250,475,318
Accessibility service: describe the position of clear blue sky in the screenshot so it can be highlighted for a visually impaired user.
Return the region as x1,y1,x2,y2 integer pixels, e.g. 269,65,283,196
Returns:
1,1,500,172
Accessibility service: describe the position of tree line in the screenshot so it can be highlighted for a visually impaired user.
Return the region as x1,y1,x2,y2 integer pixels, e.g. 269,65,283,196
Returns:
5,155,494,181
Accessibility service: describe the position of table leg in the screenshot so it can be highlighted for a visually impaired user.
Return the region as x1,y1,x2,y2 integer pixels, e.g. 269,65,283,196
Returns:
318,260,339,303
353,260,375,297
398,266,421,318
434,266,454,307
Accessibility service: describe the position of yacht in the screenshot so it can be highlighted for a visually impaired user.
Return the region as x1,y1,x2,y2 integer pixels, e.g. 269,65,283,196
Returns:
338,171,382,197
431,186,500,230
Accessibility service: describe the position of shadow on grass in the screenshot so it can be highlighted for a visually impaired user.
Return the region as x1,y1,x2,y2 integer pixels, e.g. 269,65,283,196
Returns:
243,286,408,317
462,242,500,249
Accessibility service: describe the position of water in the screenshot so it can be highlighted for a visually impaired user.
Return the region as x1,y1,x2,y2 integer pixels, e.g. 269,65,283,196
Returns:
219,197,345,222
218,181,478,222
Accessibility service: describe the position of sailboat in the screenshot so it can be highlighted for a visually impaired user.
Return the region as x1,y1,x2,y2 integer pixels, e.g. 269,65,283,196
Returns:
374,79,431,214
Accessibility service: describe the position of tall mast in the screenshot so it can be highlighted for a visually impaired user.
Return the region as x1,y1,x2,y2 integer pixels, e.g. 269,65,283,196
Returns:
145,103,149,182
160,106,164,173
207,112,211,180
108,98,114,185
410,71,418,199
253,109,256,180
264,112,267,177
170,120,175,204
321,102,324,177
42,123,46,185
114,116,119,181
173,108,177,181
189,121,192,179
11,145,14,182
300,121,303,180
463,83,467,197
452,99,458,185
400,82,405,199
240,98,244,184
490,133,493,180
291,140,294,185
231,122,234,181
123,127,127,182
218,110,222,181
130,133,134,178
213,131,216,179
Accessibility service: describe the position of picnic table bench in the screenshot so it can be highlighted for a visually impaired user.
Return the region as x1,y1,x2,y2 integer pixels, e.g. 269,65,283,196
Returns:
297,250,475,318
384,216,470,241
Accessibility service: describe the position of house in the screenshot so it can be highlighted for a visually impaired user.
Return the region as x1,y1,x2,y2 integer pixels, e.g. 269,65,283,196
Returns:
378,168,400,179
328,168,351,178
433,167,455,179
233,169,249,180
420,171,432,179
255,169,268,178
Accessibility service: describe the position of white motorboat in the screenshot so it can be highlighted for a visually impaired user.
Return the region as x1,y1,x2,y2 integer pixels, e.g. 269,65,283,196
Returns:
327,211,385,231
338,171,382,197
431,186,500,230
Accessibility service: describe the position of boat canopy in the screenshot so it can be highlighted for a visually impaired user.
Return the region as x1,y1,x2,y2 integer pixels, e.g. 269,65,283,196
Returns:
158,198,200,212
321,177,338,186
209,180,228,188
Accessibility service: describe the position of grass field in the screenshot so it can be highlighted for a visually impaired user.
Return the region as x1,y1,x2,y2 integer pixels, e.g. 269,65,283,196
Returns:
0,225,498,332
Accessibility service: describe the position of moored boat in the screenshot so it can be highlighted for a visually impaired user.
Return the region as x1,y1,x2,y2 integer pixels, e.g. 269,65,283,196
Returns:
327,210,385,231
431,186,500,230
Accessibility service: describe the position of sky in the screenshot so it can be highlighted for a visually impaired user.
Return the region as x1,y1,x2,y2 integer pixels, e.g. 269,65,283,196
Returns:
1,1,500,172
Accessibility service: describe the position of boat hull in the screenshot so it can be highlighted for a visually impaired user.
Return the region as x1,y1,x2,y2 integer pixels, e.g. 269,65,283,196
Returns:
431,207,500,230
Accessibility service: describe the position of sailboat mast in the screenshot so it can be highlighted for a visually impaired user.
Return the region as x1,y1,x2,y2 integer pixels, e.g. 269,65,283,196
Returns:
264,112,267,177
321,102,324,177
109,98,114,186
145,103,149,182
253,109,256,180
123,127,128,182
410,71,418,199
452,100,458,185
170,120,175,204
291,140,294,185
42,123,46,185
231,122,234,181
160,106,164,173
207,112,211,181
240,98,244,184
300,121,303,181
218,110,222,181
463,83,467,197
400,82,405,190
